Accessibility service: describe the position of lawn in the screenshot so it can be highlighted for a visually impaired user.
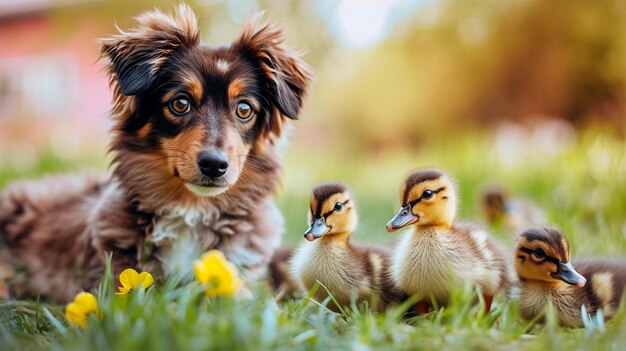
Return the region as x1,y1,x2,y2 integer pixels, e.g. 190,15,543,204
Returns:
1,128,625,350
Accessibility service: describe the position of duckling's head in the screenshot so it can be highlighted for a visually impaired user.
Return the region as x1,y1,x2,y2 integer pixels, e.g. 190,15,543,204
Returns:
514,226,586,287
304,183,357,242
481,185,509,224
386,169,456,232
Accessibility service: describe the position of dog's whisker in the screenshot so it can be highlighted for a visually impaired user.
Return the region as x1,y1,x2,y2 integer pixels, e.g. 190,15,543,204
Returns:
235,156,272,172
162,185,183,205
159,147,189,154
128,157,191,182
231,172,256,190
243,162,271,173
130,157,178,169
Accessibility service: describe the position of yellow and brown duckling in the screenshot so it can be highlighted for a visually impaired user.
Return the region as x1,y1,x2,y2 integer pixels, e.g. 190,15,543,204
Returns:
386,169,513,313
290,183,400,311
481,184,547,232
268,246,298,301
515,226,626,327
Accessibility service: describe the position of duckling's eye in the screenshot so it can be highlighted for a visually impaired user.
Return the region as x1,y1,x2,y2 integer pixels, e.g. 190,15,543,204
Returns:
235,102,254,121
334,202,344,211
534,249,546,258
422,190,434,199
169,96,191,115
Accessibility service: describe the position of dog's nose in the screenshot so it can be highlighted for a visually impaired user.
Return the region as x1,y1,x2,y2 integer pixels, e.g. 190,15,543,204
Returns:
197,151,229,178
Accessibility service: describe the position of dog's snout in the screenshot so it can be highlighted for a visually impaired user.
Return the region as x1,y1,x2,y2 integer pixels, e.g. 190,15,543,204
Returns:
197,151,229,178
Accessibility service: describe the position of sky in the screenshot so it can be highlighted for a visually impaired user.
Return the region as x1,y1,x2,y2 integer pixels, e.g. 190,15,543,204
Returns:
217,0,429,49
323,0,427,49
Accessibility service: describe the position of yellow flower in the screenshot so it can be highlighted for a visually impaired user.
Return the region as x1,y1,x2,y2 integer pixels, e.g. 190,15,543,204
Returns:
117,268,154,295
65,292,98,329
194,250,242,297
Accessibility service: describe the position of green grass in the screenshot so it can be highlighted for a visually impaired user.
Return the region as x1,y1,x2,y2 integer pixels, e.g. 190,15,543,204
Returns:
2,265,626,350
1,128,626,350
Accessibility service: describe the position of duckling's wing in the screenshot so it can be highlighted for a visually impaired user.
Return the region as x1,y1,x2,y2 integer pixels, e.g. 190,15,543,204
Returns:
571,258,626,315
453,222,516,295
352,244,407,306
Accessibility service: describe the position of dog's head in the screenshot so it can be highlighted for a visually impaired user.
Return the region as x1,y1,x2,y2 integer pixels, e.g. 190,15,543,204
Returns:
101,5,312,203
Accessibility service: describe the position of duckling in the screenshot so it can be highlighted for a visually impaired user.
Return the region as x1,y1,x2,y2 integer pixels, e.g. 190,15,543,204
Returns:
515,226,626,327
290,183,400,311
268,246,298,301
386,169,513,313
481,184,547,232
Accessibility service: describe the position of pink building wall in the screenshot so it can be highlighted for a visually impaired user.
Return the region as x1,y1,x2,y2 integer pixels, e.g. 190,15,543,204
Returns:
0,6,112,157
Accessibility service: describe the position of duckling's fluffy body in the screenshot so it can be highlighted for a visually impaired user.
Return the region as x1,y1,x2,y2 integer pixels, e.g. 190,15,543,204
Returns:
519,280,580,326
519,260,626,327
290,183,399,310
392,223,510,305
387,169,513,307
291,239,395,308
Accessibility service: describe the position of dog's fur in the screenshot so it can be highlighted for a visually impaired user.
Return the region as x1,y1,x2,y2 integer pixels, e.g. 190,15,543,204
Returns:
0,5,312,302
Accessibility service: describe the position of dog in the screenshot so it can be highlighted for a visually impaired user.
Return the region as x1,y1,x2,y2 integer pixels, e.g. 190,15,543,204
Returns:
0,4,312,302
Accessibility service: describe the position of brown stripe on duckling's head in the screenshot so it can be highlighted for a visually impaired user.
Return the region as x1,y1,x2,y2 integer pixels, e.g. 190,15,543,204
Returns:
519,226,570,262
401,169,444,206
310,183,349,217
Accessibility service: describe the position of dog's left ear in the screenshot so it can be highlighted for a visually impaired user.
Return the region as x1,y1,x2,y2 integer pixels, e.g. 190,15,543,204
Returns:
235,16,314,120
100,4,200,96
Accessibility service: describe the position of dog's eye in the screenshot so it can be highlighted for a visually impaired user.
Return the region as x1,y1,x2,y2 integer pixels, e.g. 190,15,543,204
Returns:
235,102,253,121
169,96,191,115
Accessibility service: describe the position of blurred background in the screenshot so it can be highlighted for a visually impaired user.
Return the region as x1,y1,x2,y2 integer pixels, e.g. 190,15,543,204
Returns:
0,0,625,254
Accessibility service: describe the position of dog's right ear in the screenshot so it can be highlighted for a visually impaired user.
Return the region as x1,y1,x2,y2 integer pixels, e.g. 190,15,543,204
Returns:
234,15,313,120
100,4,199,96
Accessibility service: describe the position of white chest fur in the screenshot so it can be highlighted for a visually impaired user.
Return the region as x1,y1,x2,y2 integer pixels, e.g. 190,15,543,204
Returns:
150,206,220,246
391,228,499,301
519,283,582,327
147,205,270,280
290,241,366,304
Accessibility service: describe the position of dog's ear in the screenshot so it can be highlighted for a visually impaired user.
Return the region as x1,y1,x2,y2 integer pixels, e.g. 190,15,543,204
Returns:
235,16,314,120
100,4,200,96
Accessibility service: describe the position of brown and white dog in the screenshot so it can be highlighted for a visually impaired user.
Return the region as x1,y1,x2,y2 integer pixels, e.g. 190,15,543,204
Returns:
0,4,312,302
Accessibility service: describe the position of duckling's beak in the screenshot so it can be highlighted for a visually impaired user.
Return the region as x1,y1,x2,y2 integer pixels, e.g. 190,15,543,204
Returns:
386,205,419,232
304,217,330,241
552,261,587,288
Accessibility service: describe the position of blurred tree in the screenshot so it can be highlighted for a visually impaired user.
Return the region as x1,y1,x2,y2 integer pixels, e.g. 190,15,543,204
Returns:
49,0,334,67
307,0,626,152
44,0,626,153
